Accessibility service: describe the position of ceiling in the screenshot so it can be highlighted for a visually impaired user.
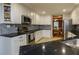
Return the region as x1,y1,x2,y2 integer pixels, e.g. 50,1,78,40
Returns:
23,3,78,15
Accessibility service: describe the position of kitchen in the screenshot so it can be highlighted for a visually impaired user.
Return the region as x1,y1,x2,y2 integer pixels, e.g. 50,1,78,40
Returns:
0,3,79,55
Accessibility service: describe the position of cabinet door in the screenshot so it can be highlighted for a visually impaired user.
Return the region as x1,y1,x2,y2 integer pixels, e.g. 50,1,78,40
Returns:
42,30,51,37
0,36,11,55
2,3,12,24
35,31,42,42
0,4,4,23
11,37,20,55
35,31,39,42
19,34,27,46
11,34,27,55
11,4,21,24
35,14,41,24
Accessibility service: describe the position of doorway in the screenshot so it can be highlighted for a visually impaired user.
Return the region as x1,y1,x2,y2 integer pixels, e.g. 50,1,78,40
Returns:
52,15,64,41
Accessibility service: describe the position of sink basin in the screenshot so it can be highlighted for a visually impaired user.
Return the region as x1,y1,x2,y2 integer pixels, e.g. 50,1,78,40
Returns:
62,39,79,48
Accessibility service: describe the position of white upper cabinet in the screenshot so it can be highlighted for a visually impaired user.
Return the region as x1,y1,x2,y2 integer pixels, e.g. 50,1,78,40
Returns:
0,3,51,25
35,14,40,24
0,4,4,23
71,6,79,24
0,3,12,24
39,15,51,25
0,3,33,24
31,13,41,25
11,4,31,24
30,12,36,24
71,10,78,24
32,14,51,25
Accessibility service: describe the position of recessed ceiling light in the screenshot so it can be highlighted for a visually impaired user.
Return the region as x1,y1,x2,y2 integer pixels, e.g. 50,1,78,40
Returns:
42,11,46,14
30,12,34,16
63,9,66,12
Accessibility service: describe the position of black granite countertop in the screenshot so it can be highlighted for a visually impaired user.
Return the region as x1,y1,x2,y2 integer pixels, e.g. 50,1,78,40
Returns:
71,30,79,36
20,41,79,55
0,29,50,37
0,29,41,37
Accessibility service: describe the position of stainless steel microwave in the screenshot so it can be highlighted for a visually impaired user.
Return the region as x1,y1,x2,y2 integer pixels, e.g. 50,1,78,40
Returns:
21,15,31,25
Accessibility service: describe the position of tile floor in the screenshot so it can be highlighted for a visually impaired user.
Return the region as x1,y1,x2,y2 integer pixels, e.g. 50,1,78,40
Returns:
36,37,63,44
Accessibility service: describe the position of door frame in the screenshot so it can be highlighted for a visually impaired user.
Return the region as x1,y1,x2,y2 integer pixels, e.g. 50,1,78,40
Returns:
51,15,64,38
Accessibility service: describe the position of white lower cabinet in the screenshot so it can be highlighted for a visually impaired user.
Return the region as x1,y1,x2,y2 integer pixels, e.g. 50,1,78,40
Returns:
41,30,51,38
0,34,27,55
35,30,51,42
11,34,27,55
0,36,11,55
11,38,20,55
35,31,42,42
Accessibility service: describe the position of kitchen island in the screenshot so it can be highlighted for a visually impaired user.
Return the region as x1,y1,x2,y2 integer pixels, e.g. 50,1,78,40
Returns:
20,39,79,55
20,29,79,55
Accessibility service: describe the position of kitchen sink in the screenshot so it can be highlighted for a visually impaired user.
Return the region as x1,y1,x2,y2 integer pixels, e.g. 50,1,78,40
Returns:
62,39,79,48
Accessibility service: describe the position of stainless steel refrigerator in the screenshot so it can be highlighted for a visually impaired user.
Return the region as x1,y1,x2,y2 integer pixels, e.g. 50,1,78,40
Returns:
63,19,72,40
